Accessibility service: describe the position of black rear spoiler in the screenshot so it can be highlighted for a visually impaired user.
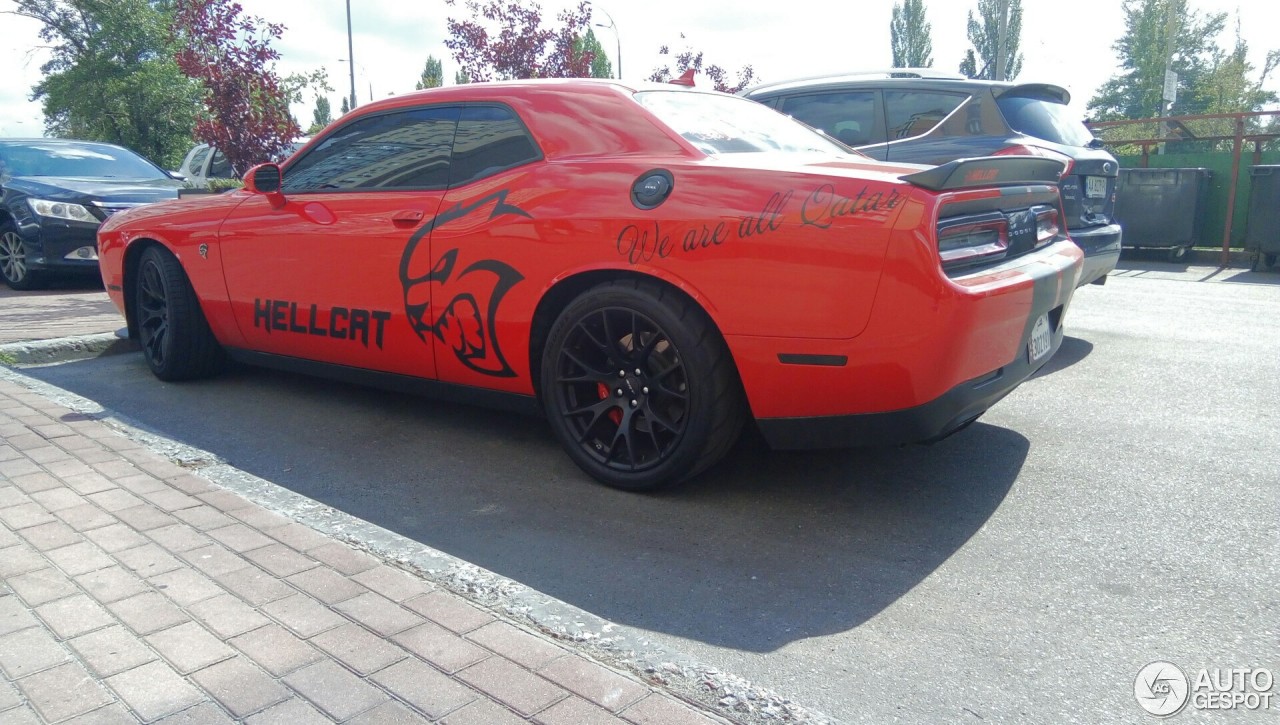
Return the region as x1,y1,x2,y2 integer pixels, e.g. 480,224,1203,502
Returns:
901,156,1066,191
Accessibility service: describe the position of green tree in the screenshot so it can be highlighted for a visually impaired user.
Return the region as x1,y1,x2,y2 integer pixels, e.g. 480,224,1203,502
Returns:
1197,22,1280,116
454,69,470,85
574,28,613,78
12,0,201,169
340,96,350,115
890,0,933,68
308,96,332,135
958,0,1023,80
415,56,444,89
1087,0,1234,121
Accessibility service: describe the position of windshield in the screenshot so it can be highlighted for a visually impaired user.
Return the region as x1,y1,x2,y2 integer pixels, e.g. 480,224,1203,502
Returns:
996,94,1096,148
0,142,167,180
635,90,853,156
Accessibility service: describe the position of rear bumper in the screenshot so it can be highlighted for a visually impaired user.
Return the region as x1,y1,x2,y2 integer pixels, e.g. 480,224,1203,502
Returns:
757,306,1063,449
1070,222,1121,286
730,239,1082,444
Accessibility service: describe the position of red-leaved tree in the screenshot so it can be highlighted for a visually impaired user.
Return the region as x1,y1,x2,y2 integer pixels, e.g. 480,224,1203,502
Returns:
649,35,758,94
445,0,595,82
172,0,300,177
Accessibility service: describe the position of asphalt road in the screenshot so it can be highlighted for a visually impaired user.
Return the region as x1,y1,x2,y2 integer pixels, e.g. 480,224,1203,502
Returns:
19,262,1280,723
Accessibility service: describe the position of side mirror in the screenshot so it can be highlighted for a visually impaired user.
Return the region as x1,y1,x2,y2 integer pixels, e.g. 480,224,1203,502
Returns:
243,163,285,208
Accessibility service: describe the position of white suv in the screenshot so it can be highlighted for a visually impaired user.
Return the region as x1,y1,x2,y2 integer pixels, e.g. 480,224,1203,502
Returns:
177,139,310,186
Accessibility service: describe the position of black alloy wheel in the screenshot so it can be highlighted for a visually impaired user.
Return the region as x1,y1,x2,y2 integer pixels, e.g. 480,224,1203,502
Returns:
135,245,224,380
542,280,745,491
0,222,40,290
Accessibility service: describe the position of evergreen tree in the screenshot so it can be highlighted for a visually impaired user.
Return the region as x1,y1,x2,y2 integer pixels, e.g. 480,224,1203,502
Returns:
958,0,1023,80
1087,0,1255,121
415,56,444,90
308,96,332,135
890,0,933,68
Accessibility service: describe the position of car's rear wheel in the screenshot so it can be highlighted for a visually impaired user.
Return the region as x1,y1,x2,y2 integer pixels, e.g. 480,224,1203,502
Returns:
541,280,745,491
0,222,42,290
136,245,224,381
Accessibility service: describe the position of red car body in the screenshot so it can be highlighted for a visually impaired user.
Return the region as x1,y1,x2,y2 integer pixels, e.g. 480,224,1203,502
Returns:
98,80,1081,489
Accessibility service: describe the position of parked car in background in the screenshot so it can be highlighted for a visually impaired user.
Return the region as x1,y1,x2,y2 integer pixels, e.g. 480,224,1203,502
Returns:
0,138,183,289
98,79,1081,490
177,139,310,186
742,70,1121,286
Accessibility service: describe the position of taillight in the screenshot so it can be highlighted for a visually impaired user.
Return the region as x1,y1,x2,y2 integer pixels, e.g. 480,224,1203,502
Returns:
993,145,1075,178
1034,206,1060,246
937,212,1009,269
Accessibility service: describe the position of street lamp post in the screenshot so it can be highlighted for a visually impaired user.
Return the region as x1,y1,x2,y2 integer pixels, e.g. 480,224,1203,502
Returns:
588,3,621,80
337,59,373,103
345,0,357,109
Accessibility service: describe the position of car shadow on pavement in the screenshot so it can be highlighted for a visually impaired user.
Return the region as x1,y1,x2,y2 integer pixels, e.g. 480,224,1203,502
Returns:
1032,335,1093,379
24,353,1028,654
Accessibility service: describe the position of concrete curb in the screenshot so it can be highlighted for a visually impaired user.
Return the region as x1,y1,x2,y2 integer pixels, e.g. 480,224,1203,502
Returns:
0,331,136,366
0,362,840,725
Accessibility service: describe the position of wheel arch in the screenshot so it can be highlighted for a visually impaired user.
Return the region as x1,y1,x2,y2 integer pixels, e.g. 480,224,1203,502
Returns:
527,267,738,403
120,237,168,339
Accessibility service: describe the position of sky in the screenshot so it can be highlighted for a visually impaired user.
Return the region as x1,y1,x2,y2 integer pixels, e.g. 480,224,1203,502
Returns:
2,0,1279,140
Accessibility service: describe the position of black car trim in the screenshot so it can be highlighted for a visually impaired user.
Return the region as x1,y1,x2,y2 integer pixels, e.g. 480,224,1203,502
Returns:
777,354,848,366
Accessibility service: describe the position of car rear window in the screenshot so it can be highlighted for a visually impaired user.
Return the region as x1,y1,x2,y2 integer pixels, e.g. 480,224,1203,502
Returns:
635,90,851,156
996,94,1095,148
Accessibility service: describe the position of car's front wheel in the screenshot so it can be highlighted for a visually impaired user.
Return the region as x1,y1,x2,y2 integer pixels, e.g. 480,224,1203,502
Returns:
541,280,745,491
135,245,224,380
0,221,42,290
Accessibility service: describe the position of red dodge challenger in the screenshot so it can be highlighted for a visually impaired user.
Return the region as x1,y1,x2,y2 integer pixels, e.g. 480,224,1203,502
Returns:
97,80,1082,490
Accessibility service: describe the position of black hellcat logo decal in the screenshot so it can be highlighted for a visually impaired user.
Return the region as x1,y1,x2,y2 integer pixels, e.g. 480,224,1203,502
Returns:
399,190,530,378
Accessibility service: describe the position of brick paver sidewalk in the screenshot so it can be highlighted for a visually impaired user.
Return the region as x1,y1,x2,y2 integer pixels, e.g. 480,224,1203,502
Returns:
0,287,121,345
0,378,727,724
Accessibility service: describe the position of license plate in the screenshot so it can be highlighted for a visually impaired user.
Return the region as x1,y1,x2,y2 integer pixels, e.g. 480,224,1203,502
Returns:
1085,176,1108,198
1027,314,1053,363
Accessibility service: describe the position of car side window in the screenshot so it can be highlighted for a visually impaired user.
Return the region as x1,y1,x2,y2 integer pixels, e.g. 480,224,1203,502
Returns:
282,106,460,192
777,91,883,147
186,147,210,176
884,91,967,141
449,105,542,187
207,150,233,179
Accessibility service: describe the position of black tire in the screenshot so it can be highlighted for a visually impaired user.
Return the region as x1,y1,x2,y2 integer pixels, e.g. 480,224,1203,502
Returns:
1266,253,1278,269
540,279,746,491
135,245,224,381
0,221,43,290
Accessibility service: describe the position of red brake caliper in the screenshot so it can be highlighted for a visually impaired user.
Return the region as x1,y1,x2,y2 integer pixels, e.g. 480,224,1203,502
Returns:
596,382,622,424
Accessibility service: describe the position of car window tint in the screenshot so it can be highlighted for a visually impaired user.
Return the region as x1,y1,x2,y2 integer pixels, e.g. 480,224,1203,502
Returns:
996,94,1095,147
636,91,850,156
885,91,966,141
0,142,167,179
778,92,882,146
282,106,459,192
208,150,233,179
187,147,210,175
449,105,541,187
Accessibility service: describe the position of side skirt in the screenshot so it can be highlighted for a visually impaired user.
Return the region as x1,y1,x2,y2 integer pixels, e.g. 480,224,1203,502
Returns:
224,348,540,416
